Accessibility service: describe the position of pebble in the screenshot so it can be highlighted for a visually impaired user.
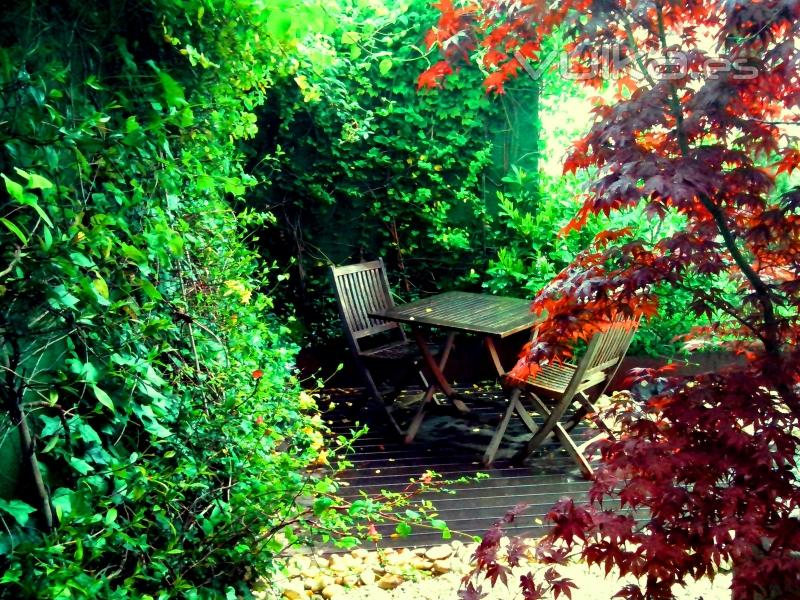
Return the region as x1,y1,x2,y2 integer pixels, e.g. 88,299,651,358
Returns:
303,577,322,592
260,536,731,600
410,557,433,570
432,559,451,574
281,580,305,600
329,561,349,573
359,570,375,586
321,583,345,599
424,544,452,561
377,573,404,590
385,548,414,566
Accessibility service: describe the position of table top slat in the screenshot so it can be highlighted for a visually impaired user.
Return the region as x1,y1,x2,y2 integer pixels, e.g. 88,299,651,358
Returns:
369,291,540,338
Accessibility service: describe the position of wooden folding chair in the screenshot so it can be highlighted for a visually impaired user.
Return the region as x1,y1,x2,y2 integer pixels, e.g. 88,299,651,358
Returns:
330,259,435,435
482,315,640,476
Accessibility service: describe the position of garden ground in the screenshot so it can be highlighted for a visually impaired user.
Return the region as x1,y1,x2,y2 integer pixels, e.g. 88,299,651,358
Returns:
265,541,733,599
263,386,733,599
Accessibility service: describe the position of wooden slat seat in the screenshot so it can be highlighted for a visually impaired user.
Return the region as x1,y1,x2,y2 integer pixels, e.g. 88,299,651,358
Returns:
330,259,435,434
526,362,577,395
360,340,442,361
483,315,641,475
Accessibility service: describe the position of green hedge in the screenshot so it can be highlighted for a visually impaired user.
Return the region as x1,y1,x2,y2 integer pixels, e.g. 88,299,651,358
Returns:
0,1,347,597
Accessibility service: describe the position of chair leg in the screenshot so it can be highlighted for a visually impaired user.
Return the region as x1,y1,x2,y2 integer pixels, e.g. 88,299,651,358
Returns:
514,393,594,477
566,392,614,436
356,358,404,436
482,388,521,465
515,392,541,434
513,393,575,462
551,422,594,478
564,405,588,433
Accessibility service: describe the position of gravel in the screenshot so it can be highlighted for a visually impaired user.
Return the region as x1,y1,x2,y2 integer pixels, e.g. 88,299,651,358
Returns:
260,540,733,600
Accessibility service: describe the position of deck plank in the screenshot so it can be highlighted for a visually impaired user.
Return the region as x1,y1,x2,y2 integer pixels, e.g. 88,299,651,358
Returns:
323,386,595,549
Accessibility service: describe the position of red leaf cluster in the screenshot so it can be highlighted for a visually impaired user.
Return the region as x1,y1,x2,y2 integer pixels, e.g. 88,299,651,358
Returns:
424,0,800,598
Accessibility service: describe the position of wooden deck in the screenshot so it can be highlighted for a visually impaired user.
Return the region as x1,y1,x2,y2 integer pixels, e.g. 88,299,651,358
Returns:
323,386,594,548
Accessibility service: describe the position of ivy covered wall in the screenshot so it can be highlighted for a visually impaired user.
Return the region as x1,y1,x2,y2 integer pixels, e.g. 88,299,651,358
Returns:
249,0,543,343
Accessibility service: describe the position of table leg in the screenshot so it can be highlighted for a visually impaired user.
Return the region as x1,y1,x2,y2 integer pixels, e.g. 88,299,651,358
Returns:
405,331,456,443
484,336,506,377
412,327,457,397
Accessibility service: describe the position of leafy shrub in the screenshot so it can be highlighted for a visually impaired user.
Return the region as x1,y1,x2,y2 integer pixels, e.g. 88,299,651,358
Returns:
248,0,538,342
253,3,715,358
425,1,800,598
0,1,364,597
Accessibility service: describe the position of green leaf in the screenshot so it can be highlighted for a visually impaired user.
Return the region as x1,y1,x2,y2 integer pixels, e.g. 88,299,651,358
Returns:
104,508,118,525
92,385,115,412
1,218,27,244
267,11,293,42
92,277,109,300
378,58,393,76
142,417,172,438
69,457,93,475
341,31,360,45
394,522,412,537
70,252,94,268
23,200,54,228
13,167,53,190
430,519,451,538
42,225,53,251
121,243,148,264
147,61,186,108
0,499,36,526
159,71,186,107
51,488,73,521
338,536,359,548
52,285,79,309
137,278,163,300
1,173,24,201
196,174,214,192
39,415,63,437
313,497,334,516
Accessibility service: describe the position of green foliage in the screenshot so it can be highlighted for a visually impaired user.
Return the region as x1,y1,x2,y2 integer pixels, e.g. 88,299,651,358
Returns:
484,175,721,356
251,0,520,340
253,8,711,358
0,1,384,598
483,179,595,296
479,64,722,357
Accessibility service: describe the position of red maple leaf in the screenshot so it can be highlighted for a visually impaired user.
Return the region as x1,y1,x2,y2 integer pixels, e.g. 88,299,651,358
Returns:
421,1,800,597
417,61,453,90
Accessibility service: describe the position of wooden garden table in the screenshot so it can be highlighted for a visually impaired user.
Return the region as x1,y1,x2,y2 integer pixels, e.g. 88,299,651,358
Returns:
369,291,541,442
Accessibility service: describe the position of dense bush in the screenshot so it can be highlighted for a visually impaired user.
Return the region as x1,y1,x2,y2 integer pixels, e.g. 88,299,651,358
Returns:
249,0,542,341
0,1,360,597
249,2,713,358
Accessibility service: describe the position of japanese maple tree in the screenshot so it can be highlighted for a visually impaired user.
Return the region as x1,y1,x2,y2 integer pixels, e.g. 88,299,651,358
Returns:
422,1,800,598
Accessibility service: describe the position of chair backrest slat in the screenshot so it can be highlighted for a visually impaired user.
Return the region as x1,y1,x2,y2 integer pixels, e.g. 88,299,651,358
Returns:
330,259,403,352
571,315,640,397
